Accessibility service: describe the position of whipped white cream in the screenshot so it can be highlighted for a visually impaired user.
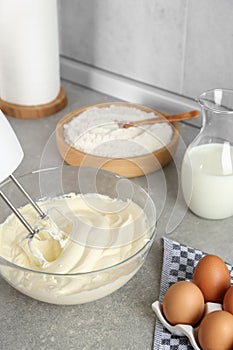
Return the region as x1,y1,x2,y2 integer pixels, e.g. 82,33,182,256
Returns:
0,193,154,304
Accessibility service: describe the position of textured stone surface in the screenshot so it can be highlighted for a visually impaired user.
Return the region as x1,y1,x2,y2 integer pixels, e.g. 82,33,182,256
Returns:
1,81,232,349
58,0,187,93
58,0,233,98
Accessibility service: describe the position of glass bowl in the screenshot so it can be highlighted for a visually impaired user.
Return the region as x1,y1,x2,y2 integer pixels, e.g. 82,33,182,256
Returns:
0,166,156,305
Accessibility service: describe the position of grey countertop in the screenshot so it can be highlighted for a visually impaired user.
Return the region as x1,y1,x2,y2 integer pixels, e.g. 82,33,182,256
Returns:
1,80,233,350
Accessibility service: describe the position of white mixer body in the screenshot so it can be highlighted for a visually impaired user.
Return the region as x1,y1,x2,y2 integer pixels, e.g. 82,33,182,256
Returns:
0,110,24,182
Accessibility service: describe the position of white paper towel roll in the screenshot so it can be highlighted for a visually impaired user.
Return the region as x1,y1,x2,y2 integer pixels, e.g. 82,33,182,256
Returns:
0,0,60,105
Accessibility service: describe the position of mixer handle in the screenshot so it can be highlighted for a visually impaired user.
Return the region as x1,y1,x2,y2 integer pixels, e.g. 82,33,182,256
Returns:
0,110,24,183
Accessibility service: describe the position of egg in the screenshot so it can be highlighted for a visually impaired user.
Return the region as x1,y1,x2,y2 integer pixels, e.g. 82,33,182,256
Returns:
198,310,233,350
223,286,233,315
162,280,204,326
192,254,230,303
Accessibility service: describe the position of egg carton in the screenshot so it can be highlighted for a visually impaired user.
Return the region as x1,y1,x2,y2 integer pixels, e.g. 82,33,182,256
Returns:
152,301,222,350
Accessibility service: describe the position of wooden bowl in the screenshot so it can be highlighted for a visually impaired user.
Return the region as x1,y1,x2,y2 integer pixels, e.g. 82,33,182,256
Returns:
56,102,180,178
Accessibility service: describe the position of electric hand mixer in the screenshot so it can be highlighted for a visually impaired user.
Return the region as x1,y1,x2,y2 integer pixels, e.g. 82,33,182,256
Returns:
0,111,69,266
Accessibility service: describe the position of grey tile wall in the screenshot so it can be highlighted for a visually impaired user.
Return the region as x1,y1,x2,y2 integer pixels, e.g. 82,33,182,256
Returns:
58,0,233,99
183,0,233,97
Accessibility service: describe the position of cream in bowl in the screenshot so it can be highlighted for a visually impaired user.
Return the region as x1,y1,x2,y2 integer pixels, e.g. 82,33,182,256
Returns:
0,166,156,304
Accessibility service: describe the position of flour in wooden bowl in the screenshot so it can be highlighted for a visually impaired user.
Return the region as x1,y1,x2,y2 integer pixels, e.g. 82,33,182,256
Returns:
63,105,173,158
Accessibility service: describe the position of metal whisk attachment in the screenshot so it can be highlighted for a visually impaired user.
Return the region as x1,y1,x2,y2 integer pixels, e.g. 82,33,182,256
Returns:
0,111,71,266
0,174,69,266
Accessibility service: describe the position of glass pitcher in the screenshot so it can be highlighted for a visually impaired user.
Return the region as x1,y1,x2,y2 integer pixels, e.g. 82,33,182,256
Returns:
181,88,233,219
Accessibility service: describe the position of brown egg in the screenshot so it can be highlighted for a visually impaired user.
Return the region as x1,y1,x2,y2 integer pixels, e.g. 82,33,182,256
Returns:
223,286,233,315
162,280,204,326
192,254,230,303
198,310,233,350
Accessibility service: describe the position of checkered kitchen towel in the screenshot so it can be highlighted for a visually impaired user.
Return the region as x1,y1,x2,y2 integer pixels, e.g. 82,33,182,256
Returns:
153,237,233,350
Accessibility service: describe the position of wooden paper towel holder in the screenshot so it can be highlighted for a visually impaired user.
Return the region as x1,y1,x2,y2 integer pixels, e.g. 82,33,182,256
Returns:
0,87,67,119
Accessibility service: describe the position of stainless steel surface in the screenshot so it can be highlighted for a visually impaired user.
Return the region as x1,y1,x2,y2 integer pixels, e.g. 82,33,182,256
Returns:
0,80,232,350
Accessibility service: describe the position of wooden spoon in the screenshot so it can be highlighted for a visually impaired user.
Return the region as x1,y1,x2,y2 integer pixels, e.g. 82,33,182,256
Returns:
122,109,200,128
